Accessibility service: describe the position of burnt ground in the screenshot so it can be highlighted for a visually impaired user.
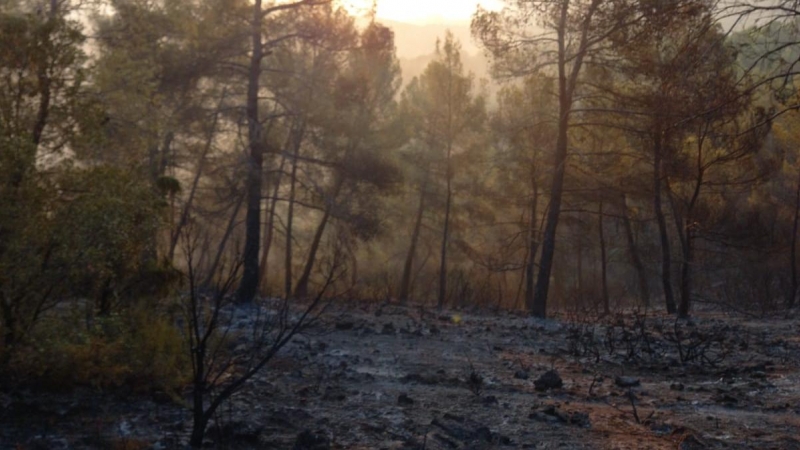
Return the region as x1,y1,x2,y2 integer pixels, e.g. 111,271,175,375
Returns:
1,303,799,449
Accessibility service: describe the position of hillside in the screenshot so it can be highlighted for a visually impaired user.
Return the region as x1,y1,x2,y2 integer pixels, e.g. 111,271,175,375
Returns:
377,18,494,90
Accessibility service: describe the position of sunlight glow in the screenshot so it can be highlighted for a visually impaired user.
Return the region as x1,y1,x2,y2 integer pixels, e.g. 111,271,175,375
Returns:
338,0,504,24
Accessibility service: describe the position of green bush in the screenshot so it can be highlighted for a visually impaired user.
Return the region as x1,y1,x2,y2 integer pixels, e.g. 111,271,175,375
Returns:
6,306,190,396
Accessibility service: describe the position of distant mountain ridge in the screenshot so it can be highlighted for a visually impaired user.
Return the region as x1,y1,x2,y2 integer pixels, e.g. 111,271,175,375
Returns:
377,18,492,87
377,18,479,59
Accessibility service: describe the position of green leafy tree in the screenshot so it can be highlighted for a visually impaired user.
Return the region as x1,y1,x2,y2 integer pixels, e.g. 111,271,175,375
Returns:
0,2,86,350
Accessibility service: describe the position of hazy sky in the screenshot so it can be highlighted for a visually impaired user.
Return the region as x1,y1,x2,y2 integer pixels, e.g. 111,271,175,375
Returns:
341,0,504,24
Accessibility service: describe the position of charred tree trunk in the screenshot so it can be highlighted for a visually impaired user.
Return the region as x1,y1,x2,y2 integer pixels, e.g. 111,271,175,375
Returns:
284,125,304,299
189,324,209,449
257,154,286,294
678,227,693,318
294,178,342,298
653,132,677,314
204,193,245,288
294,206,333,299
259,122,296,295
621,194,650,307
532,0,598,318
399,179,428,303
791,173,800,308
677,129,706,318
524,183,539,311
599,202,610,315
437,151,453,310
1,298,16,351
237,0,266,303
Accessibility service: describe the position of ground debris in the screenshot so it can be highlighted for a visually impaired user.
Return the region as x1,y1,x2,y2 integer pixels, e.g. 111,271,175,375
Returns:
426,413,512,449
3,304,799,449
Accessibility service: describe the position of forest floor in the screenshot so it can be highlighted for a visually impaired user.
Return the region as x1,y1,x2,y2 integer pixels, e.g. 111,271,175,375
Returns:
2,302,799,449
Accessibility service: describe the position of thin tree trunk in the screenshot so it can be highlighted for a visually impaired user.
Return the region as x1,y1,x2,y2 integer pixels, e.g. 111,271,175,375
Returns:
599,202,610,315
399,179,428,303
1,298,16,350
189,340,208,448
668,186,691,318
204,193,245,288
653,132,677,314
284,124,304,299
257,118,297,291
294,178,343,298
676,129,706,318
237,0,265,303
437,151,452,310
790,172,800,308
621,194,650,307
258,148,289,294
577,217,583,304
294,205,333,299
169,91,226,262
678,226,693,318
525,182,539,311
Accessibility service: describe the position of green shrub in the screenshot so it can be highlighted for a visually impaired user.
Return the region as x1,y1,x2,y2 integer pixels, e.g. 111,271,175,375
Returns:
6,306,189,396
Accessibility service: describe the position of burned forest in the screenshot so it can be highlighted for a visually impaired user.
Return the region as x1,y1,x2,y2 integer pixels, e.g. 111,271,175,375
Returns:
1,0,800,449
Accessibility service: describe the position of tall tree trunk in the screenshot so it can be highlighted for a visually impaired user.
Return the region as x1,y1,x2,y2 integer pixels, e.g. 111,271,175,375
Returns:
258,120,299,292
790,173,800,308
257,154,286,294
204,193,245,288
577,217,583,304
653,132,677,314
237,0,265,303
294,178,343,298
532,0,598,318
599,202,610,315
294,205,333,299
676,130,706,319
678,225,693,318
668,186,691,318
437,150,453,310
621,194,650,307
524,183,539,311
399,179,428,303
284,124,304,299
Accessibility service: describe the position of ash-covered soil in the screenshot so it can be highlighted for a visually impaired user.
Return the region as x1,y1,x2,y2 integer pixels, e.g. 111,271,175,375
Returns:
2,303,799,449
